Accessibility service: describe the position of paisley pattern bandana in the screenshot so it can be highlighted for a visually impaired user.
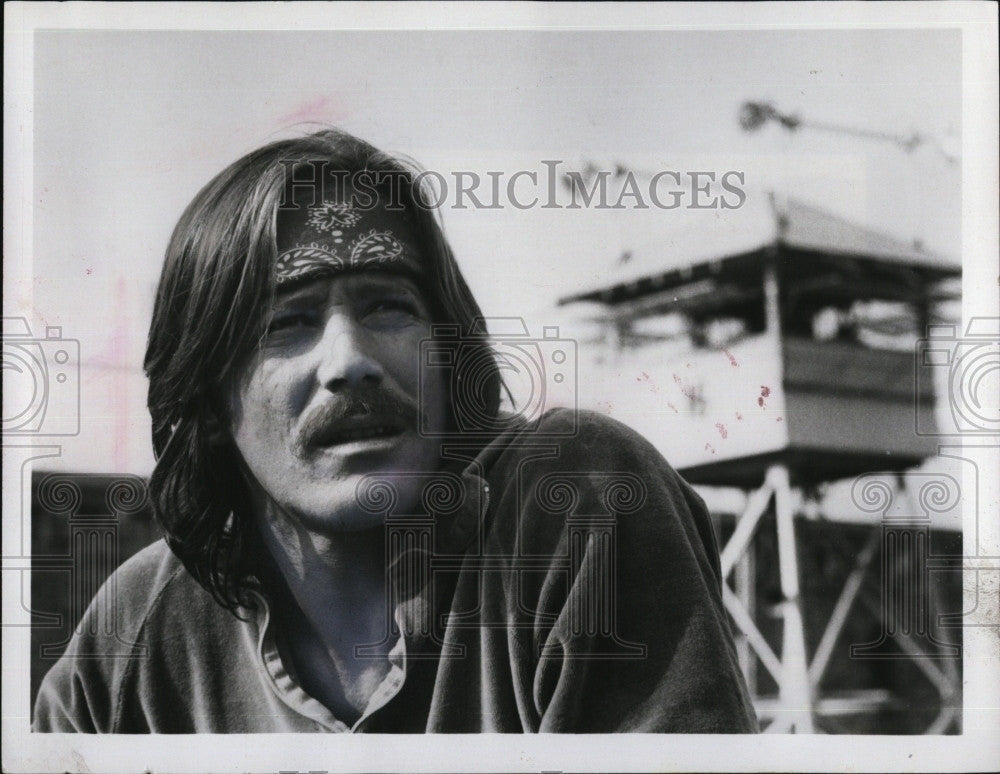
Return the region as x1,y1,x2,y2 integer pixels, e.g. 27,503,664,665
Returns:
275,196,423,287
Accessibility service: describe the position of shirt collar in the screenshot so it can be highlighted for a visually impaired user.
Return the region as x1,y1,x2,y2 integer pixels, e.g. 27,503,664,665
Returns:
243,468,490,731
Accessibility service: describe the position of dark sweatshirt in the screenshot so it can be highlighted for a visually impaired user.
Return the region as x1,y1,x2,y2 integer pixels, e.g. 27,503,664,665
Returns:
33,409,758,733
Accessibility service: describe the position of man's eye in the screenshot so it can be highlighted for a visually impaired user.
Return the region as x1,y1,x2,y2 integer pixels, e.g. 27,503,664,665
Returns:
362,297,423,325
266,312,317,334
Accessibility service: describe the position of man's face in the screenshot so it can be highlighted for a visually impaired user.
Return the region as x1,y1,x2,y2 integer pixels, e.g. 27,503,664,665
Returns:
226,198,448,533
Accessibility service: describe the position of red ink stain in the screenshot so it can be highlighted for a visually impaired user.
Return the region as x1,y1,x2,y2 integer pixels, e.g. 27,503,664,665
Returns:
760,385,771,397
704,443,716,454
776,416,783,422
736,411,743,420
90,277,132,472
715,423,728,439
757,397,765,408
722,348,739,367
637,371,658,393
277,95,346,125
667,402,678,413
673,372,700,401
85,268,93,275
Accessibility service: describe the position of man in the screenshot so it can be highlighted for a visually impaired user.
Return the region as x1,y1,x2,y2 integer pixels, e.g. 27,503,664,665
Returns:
33,130,758,733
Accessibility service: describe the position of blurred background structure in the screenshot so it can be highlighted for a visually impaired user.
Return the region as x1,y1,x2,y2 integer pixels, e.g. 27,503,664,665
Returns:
558,179,963,733
548,103,967,732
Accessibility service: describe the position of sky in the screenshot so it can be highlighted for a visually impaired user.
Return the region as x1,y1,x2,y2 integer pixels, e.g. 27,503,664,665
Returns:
17,25,966,473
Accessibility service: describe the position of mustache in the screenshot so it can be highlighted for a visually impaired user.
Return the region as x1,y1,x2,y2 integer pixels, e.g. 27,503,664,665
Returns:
295,387,422,453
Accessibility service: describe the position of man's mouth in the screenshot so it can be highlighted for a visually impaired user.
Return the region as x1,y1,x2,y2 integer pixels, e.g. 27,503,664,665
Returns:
309,417,406,448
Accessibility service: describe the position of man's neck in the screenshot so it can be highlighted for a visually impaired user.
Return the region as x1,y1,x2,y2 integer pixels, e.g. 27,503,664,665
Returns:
256,502,395,722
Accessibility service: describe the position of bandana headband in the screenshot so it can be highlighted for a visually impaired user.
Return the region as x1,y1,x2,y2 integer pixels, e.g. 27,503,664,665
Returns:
275,198,422,287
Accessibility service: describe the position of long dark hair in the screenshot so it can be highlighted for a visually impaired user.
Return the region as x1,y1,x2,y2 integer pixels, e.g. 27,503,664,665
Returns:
144,129,502,614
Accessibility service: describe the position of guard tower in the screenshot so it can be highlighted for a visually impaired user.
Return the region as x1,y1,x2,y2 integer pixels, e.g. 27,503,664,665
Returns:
558,195,962,732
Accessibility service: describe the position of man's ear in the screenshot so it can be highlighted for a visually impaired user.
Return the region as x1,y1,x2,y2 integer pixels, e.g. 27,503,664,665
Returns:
204,405,230,445
206,417,228,445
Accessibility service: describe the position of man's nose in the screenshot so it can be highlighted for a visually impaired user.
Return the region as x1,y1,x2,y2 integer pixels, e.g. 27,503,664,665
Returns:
315,314,385,391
